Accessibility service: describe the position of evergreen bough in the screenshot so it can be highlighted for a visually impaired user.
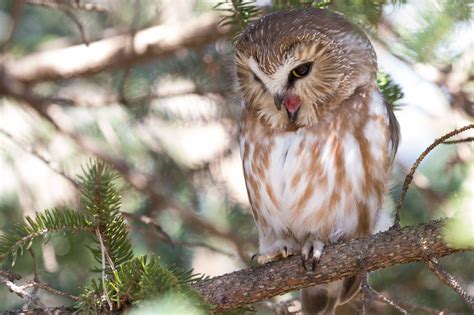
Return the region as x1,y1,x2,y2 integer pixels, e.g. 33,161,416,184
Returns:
0,161,209,313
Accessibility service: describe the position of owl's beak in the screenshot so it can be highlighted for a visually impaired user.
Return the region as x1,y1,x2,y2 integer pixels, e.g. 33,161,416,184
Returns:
274,93,284,110
286,107,300,123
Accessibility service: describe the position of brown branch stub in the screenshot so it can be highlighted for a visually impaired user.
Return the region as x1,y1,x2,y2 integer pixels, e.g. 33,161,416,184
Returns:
191,219,470,312
0,277,50,313
4,14,229,84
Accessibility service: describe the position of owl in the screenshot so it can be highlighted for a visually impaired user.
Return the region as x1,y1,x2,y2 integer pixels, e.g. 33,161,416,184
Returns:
235,8,399,315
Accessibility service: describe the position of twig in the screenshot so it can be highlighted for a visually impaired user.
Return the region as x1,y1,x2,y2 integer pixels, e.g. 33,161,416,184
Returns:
121,212,174,245
0,67,251,262
1,269,80,301
0,0,24,52
25,249,40,309
174,240,235,258
365,285,408,315
59,85,228,108
0,129,80,190
117,67,133,105
425,257,474,310
0,270,22,281
60,7,89,45
95,228,113,311
121,212,236,258
360,276,370,315
0,277,51,314
443,137,474,144
28,249,40,284
358,254,370,315
25,0,108,12
399,302,449,315
393,124,474,228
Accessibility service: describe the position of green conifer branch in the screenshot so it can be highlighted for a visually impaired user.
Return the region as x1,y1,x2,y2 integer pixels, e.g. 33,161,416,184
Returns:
214,0,262,39
377,71,404,110
78,161,134,271
76,255,210,312
0,208,93,266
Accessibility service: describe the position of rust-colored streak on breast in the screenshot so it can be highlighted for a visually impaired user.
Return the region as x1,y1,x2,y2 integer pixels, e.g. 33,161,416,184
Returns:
265,181,279,210
297,139,306,156
353,94,376,236
331,136,345,193
292,184,315,216
261,144,271,172
355,201,370,236
243,141,250,161
251,143,262,176
290,171,303,190
308,141,323,181
311,136,344,239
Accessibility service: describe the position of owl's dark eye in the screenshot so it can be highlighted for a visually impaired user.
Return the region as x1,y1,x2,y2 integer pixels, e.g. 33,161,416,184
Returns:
291,63,312,79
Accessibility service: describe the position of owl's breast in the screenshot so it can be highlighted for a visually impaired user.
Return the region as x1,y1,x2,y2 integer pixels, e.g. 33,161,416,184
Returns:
241,90,392,243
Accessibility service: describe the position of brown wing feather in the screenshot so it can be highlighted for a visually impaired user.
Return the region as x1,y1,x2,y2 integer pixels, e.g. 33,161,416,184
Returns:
383,95,400,163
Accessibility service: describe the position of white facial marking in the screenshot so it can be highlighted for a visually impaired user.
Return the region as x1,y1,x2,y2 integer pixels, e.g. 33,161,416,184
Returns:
248,57,297,95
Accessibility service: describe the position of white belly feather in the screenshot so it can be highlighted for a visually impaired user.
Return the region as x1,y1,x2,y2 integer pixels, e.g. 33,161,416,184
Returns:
241,90,390,249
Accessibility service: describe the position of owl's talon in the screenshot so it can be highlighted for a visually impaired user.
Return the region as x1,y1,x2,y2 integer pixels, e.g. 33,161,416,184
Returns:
302,240,325,272
256,244,297,264
281,246,291,258
251,253,259,264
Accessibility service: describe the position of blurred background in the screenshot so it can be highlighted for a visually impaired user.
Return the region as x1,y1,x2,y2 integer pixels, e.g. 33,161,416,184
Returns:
0,0,473,313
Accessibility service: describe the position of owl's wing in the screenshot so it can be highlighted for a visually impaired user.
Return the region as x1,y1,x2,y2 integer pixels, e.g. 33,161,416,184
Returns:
383,95,400,163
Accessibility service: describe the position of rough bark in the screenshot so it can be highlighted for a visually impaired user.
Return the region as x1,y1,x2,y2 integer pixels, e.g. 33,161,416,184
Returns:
191,219,470,312
1,219,470,314
3,14,228,84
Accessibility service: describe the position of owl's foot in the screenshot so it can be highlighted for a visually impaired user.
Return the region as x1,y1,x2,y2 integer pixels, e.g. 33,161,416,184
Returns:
302,240,325,272
255,245,297,265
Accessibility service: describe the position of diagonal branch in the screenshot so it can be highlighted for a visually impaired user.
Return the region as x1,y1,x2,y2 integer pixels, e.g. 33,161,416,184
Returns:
191,219,471,312
425,257,474,309
4,14,229,84
25,0,108,13
393,124,474,228
0,67,252,263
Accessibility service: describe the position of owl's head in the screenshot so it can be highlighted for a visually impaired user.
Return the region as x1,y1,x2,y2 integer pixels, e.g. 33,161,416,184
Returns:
235,8,377,129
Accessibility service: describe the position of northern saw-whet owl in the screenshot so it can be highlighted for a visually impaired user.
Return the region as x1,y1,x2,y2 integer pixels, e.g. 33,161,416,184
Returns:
235,8,399,315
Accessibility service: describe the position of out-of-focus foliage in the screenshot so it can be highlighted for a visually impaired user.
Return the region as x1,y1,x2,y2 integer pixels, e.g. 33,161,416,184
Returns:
0,161,207,313
395,0,473,62
215,0,262,39
377,71,404,109
0,0,473,314
271,0,332,10
0,208,93,266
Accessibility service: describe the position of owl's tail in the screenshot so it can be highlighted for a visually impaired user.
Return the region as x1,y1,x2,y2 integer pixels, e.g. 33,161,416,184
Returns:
300,275,362,315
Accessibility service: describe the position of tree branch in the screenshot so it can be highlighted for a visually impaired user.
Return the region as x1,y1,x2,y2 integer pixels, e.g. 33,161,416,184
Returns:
4,14,228,84
0,66,252,263
191,219,471,312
